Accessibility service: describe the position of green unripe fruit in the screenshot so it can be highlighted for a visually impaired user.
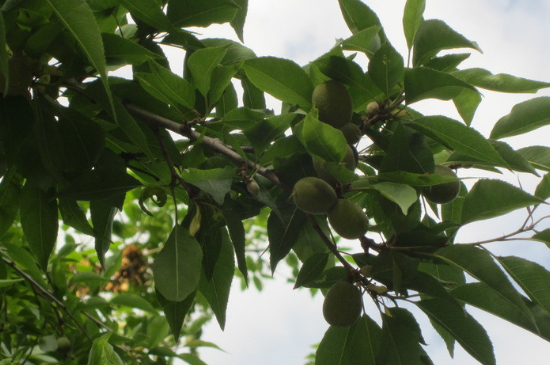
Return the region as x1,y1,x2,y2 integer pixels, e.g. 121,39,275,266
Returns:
56,336,71,353
422,164,460,204
313,145,357,185
339,123,362,144
292,177,338,214
322,281,362,327
312,80,353,128
366,101,379,115
328,199,369,239
247,180,260,196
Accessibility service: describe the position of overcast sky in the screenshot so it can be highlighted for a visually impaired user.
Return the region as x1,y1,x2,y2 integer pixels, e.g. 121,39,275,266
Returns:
167,1,550,364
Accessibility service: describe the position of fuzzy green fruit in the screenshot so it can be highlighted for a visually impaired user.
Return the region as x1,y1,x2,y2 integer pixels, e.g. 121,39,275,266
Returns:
323,281,362,327
292,177,338,214
56,336,71,353
312,80,353,128
366,101,379,115
423,164,460,204
339,122,362,144
328,199,369,239
313,145,357,185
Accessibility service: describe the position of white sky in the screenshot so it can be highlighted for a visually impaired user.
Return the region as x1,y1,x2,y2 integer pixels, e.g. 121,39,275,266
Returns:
165,1,550,364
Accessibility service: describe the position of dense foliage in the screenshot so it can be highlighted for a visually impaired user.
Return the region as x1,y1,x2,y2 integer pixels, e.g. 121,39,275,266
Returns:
1,0,550,364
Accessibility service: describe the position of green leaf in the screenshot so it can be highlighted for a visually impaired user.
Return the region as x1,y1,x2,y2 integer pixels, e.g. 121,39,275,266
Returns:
136,61,196,111
87,333,124,365
119,0,174,31
222,209,247,282
376,314,424,365
370,182,417,215
338,0,384,41
497,256,550,313
453,68,550,93
461,179,543,224
0,12,8,95
453,88,482,126
424,53,471,72
267,202,308,274
410,116,505,166
451,283,543,340
417,299,495,365
0,170,21,238
316,315,381,365
20,182,58,270
412,19,481,66
517,146,550,172
243,113,295,154
188,45,228,98
153,226,203,302
230,0,247,42
403,0,425,49
199,229,234,330
293,110,348,163
166,0,238,28
209,61,242,106
535,173,550,200
243,56,314,111
531,229,550,250
180,166,236,205
156,289,196,341
432,245,531,320
368,43,404,96
294,253,329,289
110,293,157,313
2,243,47,287
404,67,478,105
490,97,550,139
45,0,113,117
90,200,116,267
340,26,382,58
102,33,161,66
59,199,95,237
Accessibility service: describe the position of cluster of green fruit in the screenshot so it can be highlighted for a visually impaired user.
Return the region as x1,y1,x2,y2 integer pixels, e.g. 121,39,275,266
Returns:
292,80,369,239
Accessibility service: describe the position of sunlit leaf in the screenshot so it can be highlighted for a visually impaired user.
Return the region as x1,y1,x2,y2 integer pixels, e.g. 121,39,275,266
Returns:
490,97,550,139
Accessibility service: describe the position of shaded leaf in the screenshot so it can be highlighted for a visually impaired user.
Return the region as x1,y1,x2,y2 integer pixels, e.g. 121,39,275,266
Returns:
153,226,203,302
410,116,505,166
119,0,174,31
166,0,238,28
90,199,116,267
102,33,161,66
59,198,95,237
338,0,385,42
188,45,228,98
316,315,381,365
294,253,329,289
517,146,550,172
417,299,495,365
370,182,417,215
0,170,21,238
405,67,478,105
20,183,58,270
87,333,124,365
497,256,550,313
156,289,196,341
110,293,157,313
376,314,423,365
199,229,234,330
340,26,381,58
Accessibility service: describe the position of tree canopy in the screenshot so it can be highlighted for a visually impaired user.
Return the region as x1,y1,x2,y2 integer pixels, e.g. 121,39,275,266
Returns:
1,0,550,364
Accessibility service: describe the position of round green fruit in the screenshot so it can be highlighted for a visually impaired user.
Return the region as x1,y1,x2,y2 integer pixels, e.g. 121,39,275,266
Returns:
313,145,357,185
328,199,369,239
312,80,353,129
423,164,460,204
322,281,362,327
292,177,338,214
366,101,379,115
339,122,362,144
56,336,71,353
